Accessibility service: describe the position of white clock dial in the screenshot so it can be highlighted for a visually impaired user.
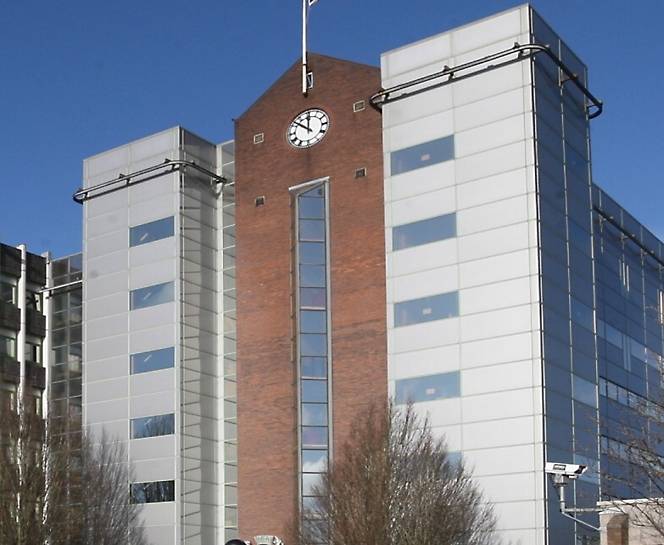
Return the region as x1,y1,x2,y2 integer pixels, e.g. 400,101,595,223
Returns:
287,109,330,148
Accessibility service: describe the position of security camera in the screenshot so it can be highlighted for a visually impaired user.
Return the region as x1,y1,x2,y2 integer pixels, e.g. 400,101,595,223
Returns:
545,462,587,479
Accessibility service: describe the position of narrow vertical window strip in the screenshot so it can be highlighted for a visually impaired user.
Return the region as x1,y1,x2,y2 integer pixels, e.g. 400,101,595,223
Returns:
294,181,331,517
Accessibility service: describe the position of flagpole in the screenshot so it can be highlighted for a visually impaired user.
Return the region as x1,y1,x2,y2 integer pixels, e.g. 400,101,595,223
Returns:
302,0,308,95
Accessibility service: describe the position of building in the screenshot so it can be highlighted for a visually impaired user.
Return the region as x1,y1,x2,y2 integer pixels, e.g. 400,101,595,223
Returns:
77,4,664,545
0,242,47,420
45,252,83,430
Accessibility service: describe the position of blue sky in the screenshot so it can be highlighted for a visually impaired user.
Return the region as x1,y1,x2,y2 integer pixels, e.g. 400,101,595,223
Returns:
1,0,663,258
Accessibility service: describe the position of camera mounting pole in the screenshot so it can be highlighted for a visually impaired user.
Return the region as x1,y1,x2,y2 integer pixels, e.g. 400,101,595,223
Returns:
546,463,601,532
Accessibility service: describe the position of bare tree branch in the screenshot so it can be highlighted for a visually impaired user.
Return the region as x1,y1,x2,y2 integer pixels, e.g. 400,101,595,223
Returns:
0,410,146,544
290,400,503,545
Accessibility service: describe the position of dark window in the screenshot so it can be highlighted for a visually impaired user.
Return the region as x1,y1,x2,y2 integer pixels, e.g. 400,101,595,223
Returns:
130,217,174,247
391,136,455,175
130,480,175,503
25,343,41,364
26,291,42,311
0,336,16,358
0,283,16,305
393,213,456,251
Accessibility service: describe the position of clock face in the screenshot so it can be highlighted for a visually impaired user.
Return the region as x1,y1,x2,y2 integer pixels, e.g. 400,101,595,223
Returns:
287,109,330,148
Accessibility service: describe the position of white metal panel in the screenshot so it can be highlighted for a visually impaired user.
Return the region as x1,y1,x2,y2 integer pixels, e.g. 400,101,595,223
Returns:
460,332,535,369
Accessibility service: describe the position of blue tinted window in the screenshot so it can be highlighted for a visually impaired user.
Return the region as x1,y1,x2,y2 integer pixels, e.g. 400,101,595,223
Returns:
393,213,456,251
131,347,174,374
571,297,594,331
300,265,325,288
301,357,326,378
301,310,326,333
302,380,327,403
391,136,454,175
301,334,327,357
299,242,325,265
396,371,461,404
573,375,597,407
300,288,326,309
130,282,174,310
131,413,175,439
299,197,324,219
394,292,458,327
130,217,174,247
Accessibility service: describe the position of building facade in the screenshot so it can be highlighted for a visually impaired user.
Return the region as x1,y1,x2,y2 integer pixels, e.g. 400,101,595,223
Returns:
46,252,83,429
77,4,664,545
0,242,47,421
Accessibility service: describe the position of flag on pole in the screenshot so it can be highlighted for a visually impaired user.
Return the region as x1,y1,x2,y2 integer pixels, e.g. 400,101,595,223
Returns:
308,0,318,5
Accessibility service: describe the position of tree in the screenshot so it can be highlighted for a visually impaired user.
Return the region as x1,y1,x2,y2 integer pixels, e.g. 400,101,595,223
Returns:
599,376,664,541
291,400,502,545
0,408,146,545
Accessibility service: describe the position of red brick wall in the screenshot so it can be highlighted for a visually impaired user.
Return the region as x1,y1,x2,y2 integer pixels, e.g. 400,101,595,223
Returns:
234,54,387,540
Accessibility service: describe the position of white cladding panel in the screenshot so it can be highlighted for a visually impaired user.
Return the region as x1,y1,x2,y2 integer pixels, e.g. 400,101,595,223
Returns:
382,6,547,542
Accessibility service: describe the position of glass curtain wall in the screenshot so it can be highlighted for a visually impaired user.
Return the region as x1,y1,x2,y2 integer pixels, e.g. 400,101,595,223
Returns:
48,253,83,434
532,12,599,543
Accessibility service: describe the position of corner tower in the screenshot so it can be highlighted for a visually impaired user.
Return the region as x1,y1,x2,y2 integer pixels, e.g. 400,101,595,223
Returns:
234,54,387,539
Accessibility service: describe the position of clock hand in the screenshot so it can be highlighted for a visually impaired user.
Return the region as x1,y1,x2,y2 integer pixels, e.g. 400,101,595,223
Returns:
294,121,312,133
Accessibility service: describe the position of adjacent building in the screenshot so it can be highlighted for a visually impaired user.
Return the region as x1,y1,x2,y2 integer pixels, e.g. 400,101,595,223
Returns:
75,4,664,545
0,242,47,421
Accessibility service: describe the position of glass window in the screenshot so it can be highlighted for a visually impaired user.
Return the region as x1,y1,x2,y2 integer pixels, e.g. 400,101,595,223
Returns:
573,375,597,407
299,242,325,265
130,282,174,310
298,196,324,219
300,288,326,309
302,450,327,472
300,310,326,333
571,297,594,332
302,403,327,426
0,336,16,358
565,142,588,180
0,283,15,305
130,217,174,247
26,291,42,311
302,427,328,448
300,265,325,288
302,472,322,495
301,334,327,357
131,347,175,374
300,220,325,242
390,135,454,175
25,343,41,364
393,213,456,251
395,371,461,404
131,413,175,439
394,292,459,327
302,380,327,403
130,480,175,503
301,357,326,378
